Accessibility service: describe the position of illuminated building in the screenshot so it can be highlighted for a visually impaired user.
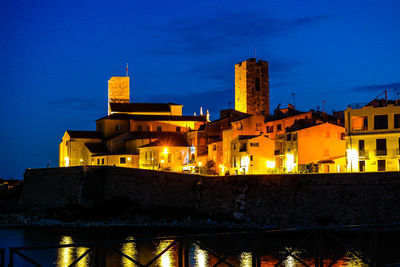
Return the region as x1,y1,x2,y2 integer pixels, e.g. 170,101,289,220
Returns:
345,101,400,172
235,58,269,115
230,135,275,174
276,121,345,173
59,76,206,168
138,135,189,171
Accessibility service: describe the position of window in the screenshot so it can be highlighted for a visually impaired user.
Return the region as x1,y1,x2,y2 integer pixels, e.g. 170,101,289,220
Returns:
359,161,365,172
378,160,386,171
395,114,400,128
120,157,126,164
233,144,237,150
97,159,100,165
374,115,388,130
266,126,274,133
157,126,162,132
101,158,104,165
233,157,237,167
115,124,121,131
255,77,260,91
168,153,172,163
352,116,368,131
340,133,345,140
145,151,147,160
213,144,216,151
176,126,181,132
250,155,253,161
137,125,143,132
250,142,259,147
239,143,247,152
376,139,387,156
359,140,365,157
293,133,297,141
287,134,291,141
277,124,282,131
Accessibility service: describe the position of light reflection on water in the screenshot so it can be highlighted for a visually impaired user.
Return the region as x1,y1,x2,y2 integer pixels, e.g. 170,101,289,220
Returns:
240,252,252,267
156,239,175,267
121,236,137,267
56,236,89,267
53,235,372,267
193,244,209,267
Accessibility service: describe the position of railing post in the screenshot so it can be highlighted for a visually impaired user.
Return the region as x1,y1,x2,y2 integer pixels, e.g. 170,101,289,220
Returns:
8,249,13,267
94,246,106,267
178,240,189,267
0,248,4,267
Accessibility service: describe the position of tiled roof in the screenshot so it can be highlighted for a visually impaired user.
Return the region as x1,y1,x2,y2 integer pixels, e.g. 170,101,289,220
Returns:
85,143,109,154
124,131,185,141
97,113,207,122
67,131,103,139
238,135,259,140
110,103,182,113
139,135,189,148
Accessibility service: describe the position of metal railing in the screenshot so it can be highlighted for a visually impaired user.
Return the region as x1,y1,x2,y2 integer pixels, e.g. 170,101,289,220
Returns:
358,150,369,158
5,225,400,266
375,149,387,156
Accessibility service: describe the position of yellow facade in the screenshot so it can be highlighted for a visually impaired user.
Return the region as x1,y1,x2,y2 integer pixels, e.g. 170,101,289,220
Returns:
108,77,130,115
235,59,269,115
139,146,188,171
90,154,139,168
277,123,345,173
59,131,102,167
345,104,400,172
230,135,275,175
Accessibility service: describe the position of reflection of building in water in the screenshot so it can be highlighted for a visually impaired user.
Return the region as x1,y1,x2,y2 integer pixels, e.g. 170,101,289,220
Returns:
121,236,137,267
156,240,175,267
193,244,209,267
76,247,88,267
58,236,74,266
57,236,89,267
240,252,252,267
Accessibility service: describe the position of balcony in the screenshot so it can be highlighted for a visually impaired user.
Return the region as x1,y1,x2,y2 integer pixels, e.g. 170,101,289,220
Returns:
274,150,284,156
375,149,387,156
358,150,369,158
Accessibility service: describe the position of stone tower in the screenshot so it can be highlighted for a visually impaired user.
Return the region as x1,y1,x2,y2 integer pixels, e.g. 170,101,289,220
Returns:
108,77,130,115
235,59,269,115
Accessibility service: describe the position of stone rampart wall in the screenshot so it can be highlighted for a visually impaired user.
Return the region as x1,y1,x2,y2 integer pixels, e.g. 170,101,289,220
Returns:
21,167,400,227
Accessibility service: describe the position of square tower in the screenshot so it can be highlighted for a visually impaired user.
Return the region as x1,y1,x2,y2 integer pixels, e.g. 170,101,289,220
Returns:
235,59,269,116
108,77,130,115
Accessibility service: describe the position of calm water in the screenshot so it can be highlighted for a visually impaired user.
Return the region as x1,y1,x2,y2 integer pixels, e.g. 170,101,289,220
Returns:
0,227,398,266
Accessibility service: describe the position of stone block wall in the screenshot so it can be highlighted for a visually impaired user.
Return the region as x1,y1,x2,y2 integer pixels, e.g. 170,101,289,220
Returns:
21,167,400,227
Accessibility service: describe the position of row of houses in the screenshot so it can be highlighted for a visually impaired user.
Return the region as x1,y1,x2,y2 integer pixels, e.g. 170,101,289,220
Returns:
59,59,400,174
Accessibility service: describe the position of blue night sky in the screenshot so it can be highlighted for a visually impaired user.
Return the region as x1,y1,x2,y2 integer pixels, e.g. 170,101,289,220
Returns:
1,0,400,179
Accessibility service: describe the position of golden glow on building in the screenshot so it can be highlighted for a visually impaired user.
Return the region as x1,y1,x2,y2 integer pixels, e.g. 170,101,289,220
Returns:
64,157,70,167
266,160,276,169
346,148,359,172
285,154,296,172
